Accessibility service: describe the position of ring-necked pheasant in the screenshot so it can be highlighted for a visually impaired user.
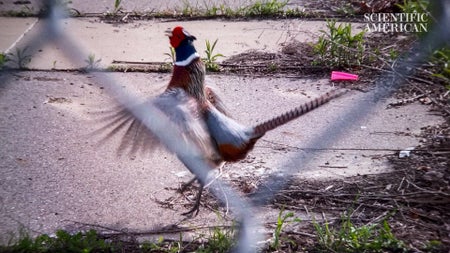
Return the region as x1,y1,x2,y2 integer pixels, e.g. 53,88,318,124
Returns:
97,26,348,216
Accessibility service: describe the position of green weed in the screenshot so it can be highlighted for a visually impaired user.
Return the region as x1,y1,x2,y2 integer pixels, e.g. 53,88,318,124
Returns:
197,226,236,253
164,46,176,63
396,0,429,14
284,7,306,17
242,0,288,17
204,3,237,16
84,53,102,70
314,20,366,68
267,62,279,72
271,208,301,250
396,0,431,36
0,52,8,69
103,0,124,16
7,47,32,69
203,39,224,72
424,240,444,252
162,0,310,18
389,48,399,61
430,47,450,88
141,235,182,253
113,0,123,14
313,215,407,253
179,0,202,16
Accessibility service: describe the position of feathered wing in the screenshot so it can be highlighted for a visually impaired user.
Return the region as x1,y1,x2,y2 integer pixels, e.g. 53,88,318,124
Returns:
204,77,229,116
94,88,219,162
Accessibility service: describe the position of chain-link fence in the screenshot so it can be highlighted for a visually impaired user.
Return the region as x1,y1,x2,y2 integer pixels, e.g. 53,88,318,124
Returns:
1,0,449,252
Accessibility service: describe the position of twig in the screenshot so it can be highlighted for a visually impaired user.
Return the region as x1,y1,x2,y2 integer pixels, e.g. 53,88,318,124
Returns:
387,93,427,107
67,220,234,237
365,211,389,226
403,76,450,115
286,230,316,238
406,179,450,197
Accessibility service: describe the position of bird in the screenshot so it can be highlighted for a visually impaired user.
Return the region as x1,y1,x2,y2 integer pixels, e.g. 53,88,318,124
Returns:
96,26,348,216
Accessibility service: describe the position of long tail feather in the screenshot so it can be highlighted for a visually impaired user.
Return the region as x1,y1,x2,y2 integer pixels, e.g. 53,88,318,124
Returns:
252,89,348,136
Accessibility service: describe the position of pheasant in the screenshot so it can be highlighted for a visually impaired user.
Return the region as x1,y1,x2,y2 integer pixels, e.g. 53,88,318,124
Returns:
97,26,348,216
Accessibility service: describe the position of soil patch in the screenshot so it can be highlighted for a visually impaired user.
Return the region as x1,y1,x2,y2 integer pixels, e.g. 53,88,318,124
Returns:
271,124,450,251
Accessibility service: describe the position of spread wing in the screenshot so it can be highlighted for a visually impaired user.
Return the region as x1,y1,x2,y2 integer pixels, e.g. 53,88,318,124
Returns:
93,88,219,161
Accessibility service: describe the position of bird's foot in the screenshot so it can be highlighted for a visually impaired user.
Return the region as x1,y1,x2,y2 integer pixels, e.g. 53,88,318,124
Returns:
181,185,203,217
179,176,197,193
181,203,200,217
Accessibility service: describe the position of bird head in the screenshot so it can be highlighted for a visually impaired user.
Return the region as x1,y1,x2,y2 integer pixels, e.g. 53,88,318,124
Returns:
166,26,200,66
166,26,197,48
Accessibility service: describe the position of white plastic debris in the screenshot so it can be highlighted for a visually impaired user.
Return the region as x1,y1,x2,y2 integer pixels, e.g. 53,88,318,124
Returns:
399,147,415,158
175,171,190,178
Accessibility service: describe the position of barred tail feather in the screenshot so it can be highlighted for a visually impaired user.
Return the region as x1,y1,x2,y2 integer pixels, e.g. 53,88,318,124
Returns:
252,89,348,136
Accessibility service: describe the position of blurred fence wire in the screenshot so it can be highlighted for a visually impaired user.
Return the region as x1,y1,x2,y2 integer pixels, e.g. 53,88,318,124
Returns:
0,0,449,252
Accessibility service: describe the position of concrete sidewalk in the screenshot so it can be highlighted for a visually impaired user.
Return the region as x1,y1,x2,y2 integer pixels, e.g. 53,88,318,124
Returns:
0,17,360,69
0,0,311,17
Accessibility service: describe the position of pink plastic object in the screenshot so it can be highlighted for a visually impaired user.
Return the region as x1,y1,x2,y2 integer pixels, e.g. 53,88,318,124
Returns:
331,71,359,81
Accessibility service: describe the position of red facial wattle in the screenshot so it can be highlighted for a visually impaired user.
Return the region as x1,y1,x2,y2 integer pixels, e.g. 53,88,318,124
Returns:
169,26,186,48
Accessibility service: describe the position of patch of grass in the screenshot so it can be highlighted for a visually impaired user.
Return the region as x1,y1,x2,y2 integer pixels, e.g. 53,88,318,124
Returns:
313,19,366,68
0,229,114,253
396,0,431,36
204,3,236,17
197,226,236,253
284,7,306,17
396,0,429,14
4,4,35,17
178,0,203,16
174,0,297,18
242,0,288,17
141,235,182,252
203,39,224,72
313,215,407,253
7,47,32,69
270,208,301,250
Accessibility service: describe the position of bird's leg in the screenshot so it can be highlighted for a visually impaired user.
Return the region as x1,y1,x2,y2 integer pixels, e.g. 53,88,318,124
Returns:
218,161,226,177
180,163,225,216
182,182,204,217
179,176,197,193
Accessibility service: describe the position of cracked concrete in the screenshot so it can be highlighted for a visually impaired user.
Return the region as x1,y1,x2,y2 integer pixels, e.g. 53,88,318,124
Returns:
0,70,443,241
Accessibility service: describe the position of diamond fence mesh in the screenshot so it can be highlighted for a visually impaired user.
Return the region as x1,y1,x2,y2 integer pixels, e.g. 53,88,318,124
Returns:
0,0,449,252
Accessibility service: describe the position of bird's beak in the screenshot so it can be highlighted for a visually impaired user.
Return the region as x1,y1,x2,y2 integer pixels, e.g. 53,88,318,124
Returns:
164,28,172,37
